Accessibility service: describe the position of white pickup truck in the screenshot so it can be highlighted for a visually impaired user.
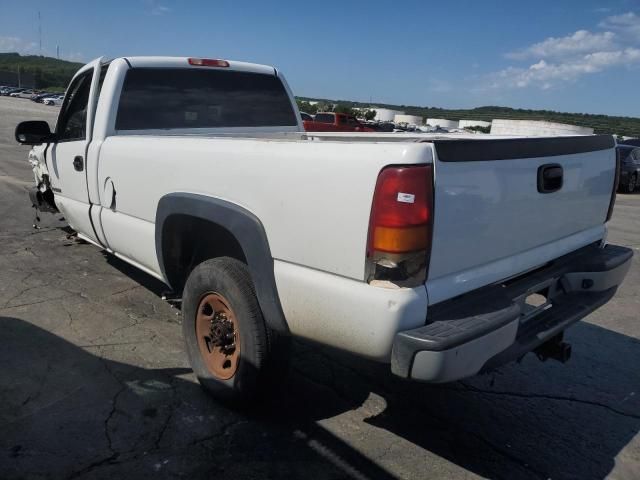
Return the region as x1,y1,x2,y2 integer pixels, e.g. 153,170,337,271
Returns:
17,56,632,404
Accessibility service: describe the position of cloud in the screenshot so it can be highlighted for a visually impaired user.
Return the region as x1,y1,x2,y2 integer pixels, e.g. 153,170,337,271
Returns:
0,36,39,55
506,30,616,60
489,48,640,89
600,11,640,40
484,11,640,90
144,0,171,16
151,5,171,15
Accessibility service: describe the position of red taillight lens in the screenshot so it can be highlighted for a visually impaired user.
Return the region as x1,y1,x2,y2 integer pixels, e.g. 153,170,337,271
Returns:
188,58,230,67
368,165,433,256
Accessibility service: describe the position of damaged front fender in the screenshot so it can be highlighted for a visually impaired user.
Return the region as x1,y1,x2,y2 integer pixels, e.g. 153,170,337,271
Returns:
28,145,58,214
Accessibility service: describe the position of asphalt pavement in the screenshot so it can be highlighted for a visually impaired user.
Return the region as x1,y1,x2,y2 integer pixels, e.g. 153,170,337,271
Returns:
1,97,639,480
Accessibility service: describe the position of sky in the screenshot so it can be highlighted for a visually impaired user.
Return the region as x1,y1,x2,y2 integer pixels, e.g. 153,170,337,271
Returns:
1,0,640,117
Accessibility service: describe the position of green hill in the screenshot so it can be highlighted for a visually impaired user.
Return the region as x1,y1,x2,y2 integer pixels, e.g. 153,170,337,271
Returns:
297,97,640,138
0,52,82,90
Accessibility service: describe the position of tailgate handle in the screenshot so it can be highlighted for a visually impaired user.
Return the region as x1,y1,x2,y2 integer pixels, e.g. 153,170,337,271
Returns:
538,164,563,193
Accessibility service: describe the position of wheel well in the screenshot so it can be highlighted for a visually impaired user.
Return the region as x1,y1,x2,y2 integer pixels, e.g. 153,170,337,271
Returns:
161,214,247,292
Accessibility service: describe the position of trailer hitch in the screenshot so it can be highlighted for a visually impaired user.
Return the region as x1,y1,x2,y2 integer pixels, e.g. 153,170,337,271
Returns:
534,333,572,364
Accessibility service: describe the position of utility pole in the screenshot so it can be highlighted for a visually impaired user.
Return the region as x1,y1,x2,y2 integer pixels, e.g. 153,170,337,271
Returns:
38,11,42,55
56,45,59,59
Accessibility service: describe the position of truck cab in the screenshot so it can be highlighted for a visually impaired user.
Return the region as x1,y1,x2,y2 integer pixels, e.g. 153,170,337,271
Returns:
303,112,374,132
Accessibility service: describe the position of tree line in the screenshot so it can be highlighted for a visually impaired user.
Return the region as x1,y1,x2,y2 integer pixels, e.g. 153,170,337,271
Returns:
0,53,82,90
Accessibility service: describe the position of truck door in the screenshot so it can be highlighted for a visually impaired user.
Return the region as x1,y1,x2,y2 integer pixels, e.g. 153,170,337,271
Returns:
48,59,104,244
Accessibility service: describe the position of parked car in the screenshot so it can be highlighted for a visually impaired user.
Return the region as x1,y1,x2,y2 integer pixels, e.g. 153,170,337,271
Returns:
622,138,640,147
617,145,640,193
2,87,24,96
303,112,375,132
43,95,64,106
17,56,632,405
10,89,36,98
366,122,395,132
31,92,57,102
300,112,313,121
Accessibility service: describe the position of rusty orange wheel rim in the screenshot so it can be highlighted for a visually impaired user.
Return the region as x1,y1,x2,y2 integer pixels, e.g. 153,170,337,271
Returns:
195,292,241,380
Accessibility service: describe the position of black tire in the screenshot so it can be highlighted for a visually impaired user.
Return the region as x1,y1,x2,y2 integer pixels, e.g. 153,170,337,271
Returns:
627,174,637,194
181,257,288,405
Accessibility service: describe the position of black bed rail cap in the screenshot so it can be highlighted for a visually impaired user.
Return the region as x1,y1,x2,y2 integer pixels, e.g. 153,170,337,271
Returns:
431,134,615,162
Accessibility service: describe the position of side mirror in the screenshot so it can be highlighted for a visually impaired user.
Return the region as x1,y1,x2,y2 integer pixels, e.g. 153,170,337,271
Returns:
15,120,55,145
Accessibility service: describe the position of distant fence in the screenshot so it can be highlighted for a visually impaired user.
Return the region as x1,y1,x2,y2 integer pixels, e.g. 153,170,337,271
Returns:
0,70,36,88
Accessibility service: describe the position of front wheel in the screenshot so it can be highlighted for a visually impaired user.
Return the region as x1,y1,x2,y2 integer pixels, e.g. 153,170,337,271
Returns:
181,257,288,405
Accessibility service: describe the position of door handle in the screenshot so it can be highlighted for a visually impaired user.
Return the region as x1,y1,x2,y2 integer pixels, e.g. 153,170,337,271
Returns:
73,156,84,172
537,163,563,193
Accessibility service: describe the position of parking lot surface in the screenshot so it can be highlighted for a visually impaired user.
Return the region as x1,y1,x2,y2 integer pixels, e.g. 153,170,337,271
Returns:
1,97,639,480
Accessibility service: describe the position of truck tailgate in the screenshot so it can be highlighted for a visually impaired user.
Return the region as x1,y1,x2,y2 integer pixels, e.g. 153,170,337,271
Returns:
426,135,616,304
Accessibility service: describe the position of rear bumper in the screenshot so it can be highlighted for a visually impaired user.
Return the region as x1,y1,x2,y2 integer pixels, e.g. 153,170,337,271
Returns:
391,243,633,382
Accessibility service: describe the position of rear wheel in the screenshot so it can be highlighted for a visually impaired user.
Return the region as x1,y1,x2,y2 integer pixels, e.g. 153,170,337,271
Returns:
194,292,241,380
182,257,288,405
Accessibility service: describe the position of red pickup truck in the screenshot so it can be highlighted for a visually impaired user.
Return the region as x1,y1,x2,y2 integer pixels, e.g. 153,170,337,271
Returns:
303,112,374,132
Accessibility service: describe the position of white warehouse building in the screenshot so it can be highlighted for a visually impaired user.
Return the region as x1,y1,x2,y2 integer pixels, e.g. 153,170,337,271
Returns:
394,114,423,125
459,120,491,129
372,108,404,122
426,118,459,128
491,119,593,136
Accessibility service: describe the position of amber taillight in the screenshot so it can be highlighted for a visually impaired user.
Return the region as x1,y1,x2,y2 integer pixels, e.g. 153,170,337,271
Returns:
367,165,434,285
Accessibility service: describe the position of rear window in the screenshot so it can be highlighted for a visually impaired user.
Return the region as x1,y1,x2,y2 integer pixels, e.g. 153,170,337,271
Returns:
115,68,297,130
314,113,335,124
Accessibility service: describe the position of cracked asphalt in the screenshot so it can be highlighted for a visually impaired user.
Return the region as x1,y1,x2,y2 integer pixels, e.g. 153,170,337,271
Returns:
1,96,639,480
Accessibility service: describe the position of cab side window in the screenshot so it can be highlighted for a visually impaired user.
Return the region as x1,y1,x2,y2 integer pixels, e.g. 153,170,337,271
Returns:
345,116,359,126
314,113,334,124
56,71,93,142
